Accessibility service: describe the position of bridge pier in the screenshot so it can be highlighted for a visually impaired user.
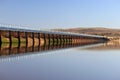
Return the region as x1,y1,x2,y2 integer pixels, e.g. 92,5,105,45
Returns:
40,33,46,47
9,31,12,47
48,34,50,48
54,34,57,46
70,35,72,45
17,31,20,46
66,35,69,45
62,35,65,47
52,34,55,46
0,30,1,45
46,34,50,47
33,33,39,51
64,35,66,45
25,32,28,48
67,35,70,45
55,34,58,46
32,32,34,50
38,33,40,48
59,35,62,47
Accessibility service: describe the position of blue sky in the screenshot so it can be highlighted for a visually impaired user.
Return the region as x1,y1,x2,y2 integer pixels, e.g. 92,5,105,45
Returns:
0,0,120,29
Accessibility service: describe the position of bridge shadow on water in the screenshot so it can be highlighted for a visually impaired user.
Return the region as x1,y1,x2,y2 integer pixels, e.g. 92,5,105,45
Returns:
0,41,109,58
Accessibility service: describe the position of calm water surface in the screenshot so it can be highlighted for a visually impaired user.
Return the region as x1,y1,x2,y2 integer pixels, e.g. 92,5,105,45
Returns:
0,41,120,80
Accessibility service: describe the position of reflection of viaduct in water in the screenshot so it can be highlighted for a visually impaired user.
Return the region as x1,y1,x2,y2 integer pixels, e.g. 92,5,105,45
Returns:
0,41,106,56
83,41,120,50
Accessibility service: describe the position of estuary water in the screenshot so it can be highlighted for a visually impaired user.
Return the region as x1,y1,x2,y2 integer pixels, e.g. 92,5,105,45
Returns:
0,41,120,80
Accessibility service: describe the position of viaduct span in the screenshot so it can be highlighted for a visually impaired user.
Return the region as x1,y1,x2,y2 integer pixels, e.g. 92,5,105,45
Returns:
0,26,109,47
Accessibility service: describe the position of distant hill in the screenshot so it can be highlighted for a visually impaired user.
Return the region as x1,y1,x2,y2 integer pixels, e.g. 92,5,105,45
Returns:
53,27,120,37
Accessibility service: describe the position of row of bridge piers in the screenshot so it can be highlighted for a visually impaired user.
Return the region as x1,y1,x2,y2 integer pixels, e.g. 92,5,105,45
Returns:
0,29,109,56
0,30,109,48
